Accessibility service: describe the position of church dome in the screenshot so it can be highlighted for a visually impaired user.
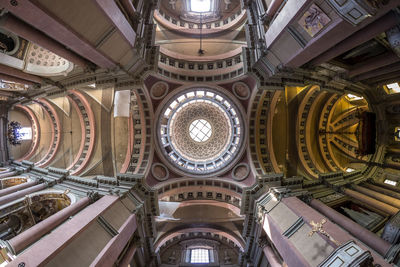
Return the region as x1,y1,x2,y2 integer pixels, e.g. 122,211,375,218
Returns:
156,87,245,176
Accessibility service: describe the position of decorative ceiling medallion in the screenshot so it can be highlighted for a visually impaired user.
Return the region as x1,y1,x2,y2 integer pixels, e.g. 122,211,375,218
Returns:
151,163,170,181
232,82,250,100
231,163,250,181
156,87,246,177
150,81,169,100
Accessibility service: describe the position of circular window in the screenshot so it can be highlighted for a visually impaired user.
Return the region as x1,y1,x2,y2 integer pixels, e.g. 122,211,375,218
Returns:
189,119,212,142
156,87,246,176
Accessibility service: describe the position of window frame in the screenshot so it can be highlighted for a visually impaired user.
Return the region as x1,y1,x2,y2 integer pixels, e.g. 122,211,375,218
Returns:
189,0,212,13
189,248,210,264
384,179,397,186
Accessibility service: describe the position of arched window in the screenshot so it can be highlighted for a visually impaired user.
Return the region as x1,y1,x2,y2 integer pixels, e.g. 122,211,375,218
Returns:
190,248,210,263
183,244,218,265
385,83,400,94
190,0,211,12
17,127,32,140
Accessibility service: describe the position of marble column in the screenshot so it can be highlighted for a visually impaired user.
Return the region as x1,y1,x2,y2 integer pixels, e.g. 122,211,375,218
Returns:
263,246,282,267
120,0,136,19
0,171,18,179
0,180,37,198
266,0,285,20
363,183,400,200
310,199,391,256
0,183,47,206
0,73,37,87
372,181,400,194
0,216,19,233
352,184,400,209
7,196,90,254
6,195,118,267
0,64,42,84
342,188,399,215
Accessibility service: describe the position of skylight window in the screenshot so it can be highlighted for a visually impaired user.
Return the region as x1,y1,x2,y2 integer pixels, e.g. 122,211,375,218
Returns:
346,94,363,101
190,249,210,263
189,119,212,142
190,0,211,12
387,83,400,93
17,127,32,140
384,179,397,186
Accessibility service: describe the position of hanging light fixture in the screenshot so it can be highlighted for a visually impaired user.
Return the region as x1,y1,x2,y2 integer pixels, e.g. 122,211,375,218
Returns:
198,12,205,56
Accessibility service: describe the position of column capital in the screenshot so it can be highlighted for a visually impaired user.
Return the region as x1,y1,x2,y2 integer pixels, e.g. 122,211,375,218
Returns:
256,237,268,249
0,239,16,257
385,243,400,264
86,191,100,203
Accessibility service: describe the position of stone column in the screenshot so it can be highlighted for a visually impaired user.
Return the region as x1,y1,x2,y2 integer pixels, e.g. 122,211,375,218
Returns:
0,171,18,179
266,0,285,20
0,183,47,206
352,184,400,209
120,0,136,20
310,199,391,256
0,215,19,239
7,196,91,254
0,64,42,84
6,195,117,267
363,183,400,200
0,73,36,87
263,246,282,267
0,180,37,197
342,188,399,215
372,181,400,194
